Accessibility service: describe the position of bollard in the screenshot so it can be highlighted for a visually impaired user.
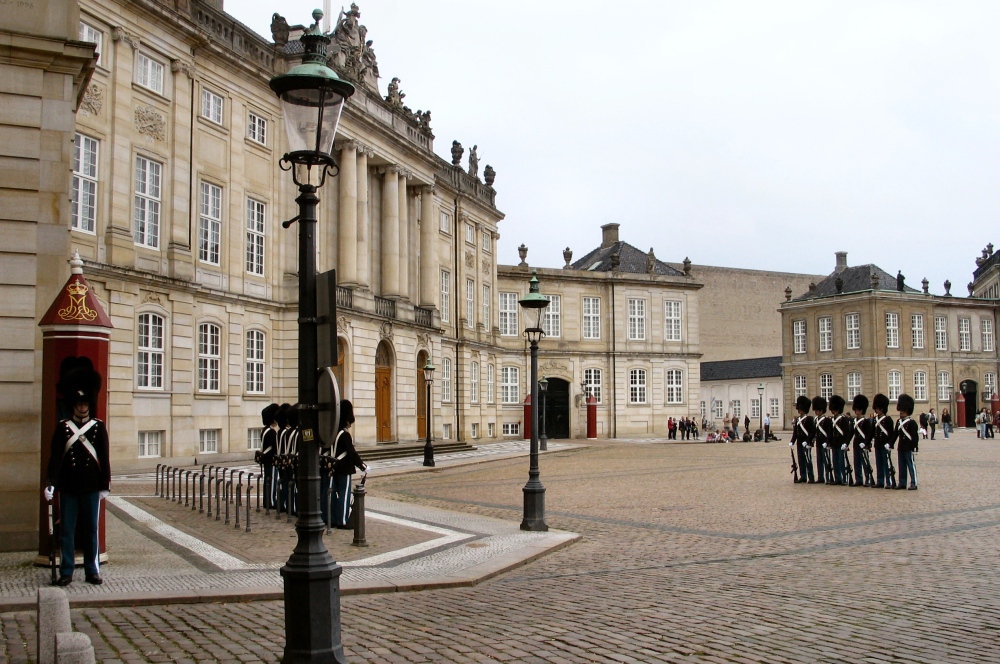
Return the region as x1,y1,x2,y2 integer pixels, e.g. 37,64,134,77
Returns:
206,475,213,518
199,473,205,513
351,479,367,547
234,478,241,529
191,473,199,511
174,468,181,502
162,466,170,499
215,477,222,520
55,631,96,664
237,471,244,504
224,480,232,525
256,472,262,513
286,475,294,523
37,587,72,664
246,482,253,532
155,463,162,497
183,471,189,507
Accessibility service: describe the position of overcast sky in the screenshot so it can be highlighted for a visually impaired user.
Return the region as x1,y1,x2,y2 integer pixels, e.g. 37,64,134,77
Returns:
230,0,999,296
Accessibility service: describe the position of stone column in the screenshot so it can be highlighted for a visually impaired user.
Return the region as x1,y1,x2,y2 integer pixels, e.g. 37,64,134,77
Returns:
397,171,409,300
408,191,419,303
337,142,358,285
419,186,438,308
105,28,142,267
355,147,370,288
381,166,400,297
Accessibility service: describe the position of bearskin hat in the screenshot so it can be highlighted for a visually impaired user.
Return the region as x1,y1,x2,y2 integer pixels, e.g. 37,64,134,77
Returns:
811,396,827,413
795,395,812,413
872,393,890,413
276,403,292,428
286,403,299,428
261,403,280,427
58,360,102,410
897,393,915,416
338,399,355,430
852,394,869,414
829,395,845,414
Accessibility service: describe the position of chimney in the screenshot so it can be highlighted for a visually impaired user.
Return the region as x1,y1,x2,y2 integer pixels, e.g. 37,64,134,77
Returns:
601,223,620,248
835,251,848,273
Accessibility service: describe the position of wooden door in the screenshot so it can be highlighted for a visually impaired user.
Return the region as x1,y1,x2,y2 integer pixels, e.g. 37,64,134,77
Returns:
417,353,427,438
376,367,392,442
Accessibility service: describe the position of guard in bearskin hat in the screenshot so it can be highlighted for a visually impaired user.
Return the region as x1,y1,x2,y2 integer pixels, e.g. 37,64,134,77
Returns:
828,395,850,485
330,400,369,528
851,394,875,487
275,404,292,515
812,396,834,484
871,393,895,488
789,395,815,483
258,404,280,510
45,365,110,586
895,393,919,490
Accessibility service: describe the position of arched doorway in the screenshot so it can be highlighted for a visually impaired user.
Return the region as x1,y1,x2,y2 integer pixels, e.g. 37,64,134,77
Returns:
375,341,393,442
333,338,347,399
543,377,571,439
416,351,428,438
961,379,978,427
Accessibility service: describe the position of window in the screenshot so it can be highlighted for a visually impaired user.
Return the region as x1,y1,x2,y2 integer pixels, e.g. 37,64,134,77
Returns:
886,313,899,349
664,300,682,342
794,375,807,399
499,292,518,336
583,297,601,339
543,295,561,338
935,316,948,350
471,423,480,438
769,398,780,418
440,271,450,323
751,399,761,419
983,319,995,352
847,372,862,401
71,134,99,233
482,285,491,329
819,317,832,352
628,299,646,340
246,329,265,394
248,112,267,145
201,88,223,124
482,231,491,252
199,182,222,265
138,431,161,458
439,211,451,233
488,422,496,437
986,373,997,399
732,400,742,417
888,370,901,400
470,362,479,403
713,400,723,418
465,223,475,244
487,364,495,403
79,21,103,67
938,371,951,401
135,52,164,94
137,313,164,389
134,156,161,248
793,320,806,354
465,278,475,328
501,366,520,404
959,318,971,351
442,423,452,439
502,422,520,436
700,401,706,418
199,429,219,454
584,368,602,403
820,373,833,400
198,323,221,392
914,371,927,401
246,199,265,276
247,428,263,451
665,369,683,404
911,314,924,349
846,313,860,350
629,369,647,404
442,358,452,402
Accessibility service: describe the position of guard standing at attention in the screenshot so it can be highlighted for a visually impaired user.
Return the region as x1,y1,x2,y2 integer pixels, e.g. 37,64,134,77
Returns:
828,395,850,485
812,396,833,484
851,395,874,487
790,395,816,483
895,394,919,490
871,393,895,489
258,403,280,509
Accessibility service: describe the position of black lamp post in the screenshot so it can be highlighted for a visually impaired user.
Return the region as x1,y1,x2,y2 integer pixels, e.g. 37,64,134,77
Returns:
519,271,549,531
757,382,765,441
538,375,549,451
423,360,435,467
268,10,355,664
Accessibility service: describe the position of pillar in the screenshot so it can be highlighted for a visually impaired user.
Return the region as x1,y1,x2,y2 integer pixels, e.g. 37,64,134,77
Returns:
419,186,438,308
338,142,358,285
381,166,400,297
397,171,409,300
356,147,370,288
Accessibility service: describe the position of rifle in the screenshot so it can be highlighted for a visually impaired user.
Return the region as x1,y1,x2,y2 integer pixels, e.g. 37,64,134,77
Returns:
843,446,854,486
823,445,835,483
885,445,897,487
48,500,58,585
790,446,798,480
860,446,875,486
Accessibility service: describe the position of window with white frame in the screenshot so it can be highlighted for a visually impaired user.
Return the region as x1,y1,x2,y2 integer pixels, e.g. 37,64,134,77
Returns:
465,223,475,244
498,292,518,335
79,22,103,67
440,271,450,323
986,372,997,399
72,134,99,233
245,329,265,394
700,401,706,418
911,314,924,349
820,373,833,400
935,316,948,350
487,422,495,437
134,156,161,248
584,368,602,403
248,111,267,145
482,285,491,329
137,313,164,389
482,231,491,252
466,279,475,328
819,317,832,352
628,299,646,340
439,211,451,233
583,297,601,339
713,400,723,418
543,295,561,337
246,198,265,276
197,323,221,392
442,423,452,439
938,371,951,401
793,320,806,354
247,428,263,451
847,372,862,401
471,422,480,438
201,88,223,124
886,313,899,348
199,182,222,265
751,399,761,419
135,52,165,94
732,400,742,417
914,371,927,401
664,300,682,342
487,364,495,403
199,429,219,454
794,375,807,399
501,366,519,403
846,313,860,350
959,318,971,351
983,319,995,352
665,369,683,404
888,370,901,400
769,398,780,418
137,431,161,458
442,358,452,402
502,422,520,436
470,362,479,403
629,369,647,404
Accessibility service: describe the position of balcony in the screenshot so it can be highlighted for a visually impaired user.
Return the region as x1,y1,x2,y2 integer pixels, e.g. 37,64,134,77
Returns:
374,296,396,319
415,307,432,327
336,286,353,310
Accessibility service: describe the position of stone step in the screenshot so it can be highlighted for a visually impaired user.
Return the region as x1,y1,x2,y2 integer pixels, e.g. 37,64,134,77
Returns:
358,442,477,461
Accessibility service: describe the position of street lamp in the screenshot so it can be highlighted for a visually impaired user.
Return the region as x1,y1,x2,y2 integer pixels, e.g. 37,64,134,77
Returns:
519,271,549,531
538,375,549,451
423,360,435,467
268,10,354,664
757,382,765,441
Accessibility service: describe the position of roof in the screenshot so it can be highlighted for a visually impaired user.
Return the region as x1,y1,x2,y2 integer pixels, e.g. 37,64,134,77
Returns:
700,356,782,382
790,264,920,302
571,241,685,276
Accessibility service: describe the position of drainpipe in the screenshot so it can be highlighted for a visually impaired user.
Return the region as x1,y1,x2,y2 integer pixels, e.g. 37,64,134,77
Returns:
610,274,617,439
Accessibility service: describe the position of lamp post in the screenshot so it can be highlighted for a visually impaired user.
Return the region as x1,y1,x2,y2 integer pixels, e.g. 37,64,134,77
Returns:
519,271,549,531
757,382,765,441
423,360,435,467
538,376,549,451
268,10,354,663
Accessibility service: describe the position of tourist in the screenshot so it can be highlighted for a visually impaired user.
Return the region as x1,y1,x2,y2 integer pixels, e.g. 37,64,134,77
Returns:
941,407,951,438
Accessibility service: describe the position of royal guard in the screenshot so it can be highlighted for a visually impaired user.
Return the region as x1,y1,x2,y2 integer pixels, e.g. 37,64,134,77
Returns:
790,395,815,483
872,393,896,489
851,395,875,487
812,397,833,484
828,395,850,485
258,403,280,510
895,394,919,490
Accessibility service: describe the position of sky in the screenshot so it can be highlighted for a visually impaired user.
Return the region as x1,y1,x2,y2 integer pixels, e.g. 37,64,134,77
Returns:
229,0,1000,296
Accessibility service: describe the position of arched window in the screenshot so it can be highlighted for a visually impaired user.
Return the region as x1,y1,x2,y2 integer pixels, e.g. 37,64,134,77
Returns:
198,323,221,392
442,358,452,402
246,329,265,394
470,362,479,403
137,313,164,389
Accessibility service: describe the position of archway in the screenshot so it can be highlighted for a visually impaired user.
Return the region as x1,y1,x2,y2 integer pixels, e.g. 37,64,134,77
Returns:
375,341,393,442
416,350,428,438
543,377,571,439
961,379,978,428
333,338,347,399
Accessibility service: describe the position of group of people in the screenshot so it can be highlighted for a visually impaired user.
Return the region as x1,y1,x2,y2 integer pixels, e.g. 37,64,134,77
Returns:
666,417,699,440
256,399,368,529
975,408,999,439
789,392,919,490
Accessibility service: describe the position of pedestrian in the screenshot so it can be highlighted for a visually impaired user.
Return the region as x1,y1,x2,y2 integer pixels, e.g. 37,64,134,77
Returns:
918,412,929,440
993,410,999,439
744,414,751,437
928,408,937,440
258,403,280,510
978,409,988,439
45,365,110,586
764,412,771,442
331,400,369,529
679,417,688,440
872,393,895,489
941,407,951,438
668,417,677,440
732,413,740,439
894,394,919,490
790,395,815,483
812,396,833,484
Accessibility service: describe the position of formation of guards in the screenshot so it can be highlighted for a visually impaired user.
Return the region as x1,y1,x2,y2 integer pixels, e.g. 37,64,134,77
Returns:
789,392,920,490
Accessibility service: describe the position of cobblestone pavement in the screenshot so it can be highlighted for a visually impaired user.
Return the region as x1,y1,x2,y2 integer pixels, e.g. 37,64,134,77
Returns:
5,430,1000,662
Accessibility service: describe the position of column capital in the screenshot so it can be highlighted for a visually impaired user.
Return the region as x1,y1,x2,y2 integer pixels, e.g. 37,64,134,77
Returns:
420,185,437,195
380,165,402,175
112,27,141,49
337,140,358,153
170,59,196,78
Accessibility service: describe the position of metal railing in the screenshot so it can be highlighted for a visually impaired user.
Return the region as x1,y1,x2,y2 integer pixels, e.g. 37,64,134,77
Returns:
336,285,353,310
374,296,396,319
415,306,433,327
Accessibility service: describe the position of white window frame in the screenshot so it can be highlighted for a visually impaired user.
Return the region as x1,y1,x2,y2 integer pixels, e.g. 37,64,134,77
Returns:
246,329,265,394
134,155,161,249
913,371,927,401
440,271,450,323
471,423,480,439
628,299,646,341
818,317,832,352
135,52,164,94
629,369,647,404
465,222,475,245
847,372,862,401
442,358,452,402
246,198,265,276
793,320,806,354
199,181,222,265
959,318,971,351
482,231,491,253
482,285,491,329
466,278,475,328
199,429,219,454
820,373,833,400
713,400,724,418
501,366,520,404
498,292,518,336
700,401,706,418
439,211,451,234
137,312,164,389
888,370,902,400
846,313,860,350
543,295,561,338
470,361,479,404
751,398,761,419
137,431,161,458
911,314,924,350
583,297,601,340
584,368,602,403
983,319,995,353
664,300,682,342
79,21,103,67
248,111,268,146
935,316,948,350
247,428,263,451
985,373,997,399
732,400,742,417
886,313,900,349
769,398,780,418
938,371,951,401
794,375,807,399
72,133,99,233
201,88,224,124
488,422,496,438
197,322,221,393
502,422,520,436
487,364,495,403
665,369,683,404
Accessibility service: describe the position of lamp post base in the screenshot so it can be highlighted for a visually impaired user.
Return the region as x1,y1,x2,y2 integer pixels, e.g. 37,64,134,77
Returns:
423,441,435,467
520,484,547,531
280,555,346,664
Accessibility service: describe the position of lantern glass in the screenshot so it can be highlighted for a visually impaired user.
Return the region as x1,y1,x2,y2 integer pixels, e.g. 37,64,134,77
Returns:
423,360,435,383
279,85,346,158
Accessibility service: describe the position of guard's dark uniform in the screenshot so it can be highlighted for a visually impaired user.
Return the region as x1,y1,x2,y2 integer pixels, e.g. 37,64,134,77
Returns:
790,395,815,483
258,403,279,510
895,394,919,490
828,396,850,485
851,399,874,487
812,397,833,484
872,393,895,488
